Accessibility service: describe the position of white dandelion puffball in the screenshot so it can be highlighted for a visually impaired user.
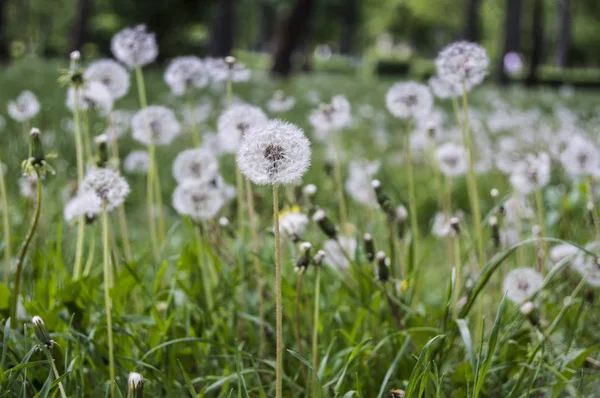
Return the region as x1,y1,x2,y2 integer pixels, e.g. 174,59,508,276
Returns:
80,167,130,211
509,153,551,195
345,159,380,208
164,56,209,96
428,75,461,99
237,119,311,186
205,57,251,83
123,150,150,174
64,192,103,224
8,91,40,122
435,142,468,177
217,104,268,153
183,101,213,127
210,174,237,203
267,91,296,113
172,148,219,184
84,59,130,99
279,210,309,239
66,81,114,115
503,268,544,303
385,82,433,119
323,236,357,270
132,105,181,146
549,244,578,266
572,242,600,287
559,135,599,177
432,212,454,238
435,41,489,90
111,25,158,69
172,180,225,221
308,95,352,133
19,174,38,200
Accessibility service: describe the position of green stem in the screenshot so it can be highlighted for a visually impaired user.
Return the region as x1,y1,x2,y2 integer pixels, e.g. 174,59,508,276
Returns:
534,188,548,273
135,66,148,109
83,228,96,277
0,156,10,284
235,166,245,230
153,159,166,243
405,119,419,274
332,132,348,228
273,185,283,398
586,178,600,238
102,209,116,397
10,168,42,328
187,93,201,147
44,348,67,398
147,144,159,260
453,235,461,317
83,111,93,164
73,88,86,280
311,265,321,397
194,225,214,311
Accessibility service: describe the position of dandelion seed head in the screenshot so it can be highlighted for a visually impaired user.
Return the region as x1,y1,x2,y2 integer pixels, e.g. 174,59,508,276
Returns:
560,135,599,177
237,119,311,185
550,244,578,265
279,207,309,240
128,372,144,388
164,56,209,96
323,236,356,270
503,268,544,303
217,104,268,153
123,150,150,174
105,109,134,140
345,160,380,208
205,57,251,83
172,148,219,184
64,191,103,224
435,41,489,90
571,242,600,287
80,167,130,211
8,91,40,122
66,81,114,115
509,153,551,195
303,184,317,196
172,180,225,221
435,142,468,177
267,91,296,113
132,105,181,146
385,82,433,119
111,25,158,69
84,59,130,99
428,75,461,99
308,95,352,133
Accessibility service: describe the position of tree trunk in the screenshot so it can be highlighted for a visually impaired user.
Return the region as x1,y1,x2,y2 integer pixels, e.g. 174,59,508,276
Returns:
556,0,571,67
271,0,316,79
526,0,544,86
463,0,481,42
69,0,92,53
498,0,522,86
256,2,276,52
0,0,8,63
207,0,235,57
339,0,358,55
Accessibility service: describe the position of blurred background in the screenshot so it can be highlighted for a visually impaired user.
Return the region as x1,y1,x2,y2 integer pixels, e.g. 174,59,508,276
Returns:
0,0,599,85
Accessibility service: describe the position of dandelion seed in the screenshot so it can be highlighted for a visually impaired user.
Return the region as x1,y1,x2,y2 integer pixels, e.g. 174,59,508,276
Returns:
509,153,551,195
80,167,130,211
385,82,433,120
217,104,268,153
8,91,40,122
64,191,103,224
435,41,489,91
279,206,309,241
503,268,543,303
132,105,181,146
323,236,356,270
123,150,150,174
164,56,209,96
237,119,311,186
111,25,158,69
172,180,224,221
84,59,130,99
435,142,468,177
172,148,219,184
308,95,352,133
66,81,114,115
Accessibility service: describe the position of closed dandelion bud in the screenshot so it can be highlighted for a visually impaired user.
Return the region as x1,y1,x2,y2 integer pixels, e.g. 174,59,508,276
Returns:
396,205,408,239
224,56,236,68
489,216,500,248
303,184,317,197
376,251,390,282
219,217,230,227
29,128,45,166
94,134,109,168
32,316,54,348
128,372,144,398
312,209,337,239
295,242,312,273
520,301,539,326
313,250,326,266
372,179,394,218
364,233,375,262
588,201,595,226
70,50,81,61
68,52,84,87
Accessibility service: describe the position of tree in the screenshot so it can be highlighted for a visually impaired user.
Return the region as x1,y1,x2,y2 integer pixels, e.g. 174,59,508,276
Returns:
498,0,522,86
271,0,316,78
526,0,544,86
340,0,359,55
556,0,571,67
0,0,8,63
70,0,92,53
207,0,235,57
256,1,277,51
463,0,481,42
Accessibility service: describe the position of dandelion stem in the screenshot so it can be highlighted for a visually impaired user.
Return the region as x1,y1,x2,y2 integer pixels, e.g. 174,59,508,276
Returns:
187,93,201,147
332,132,348,228
83,111,93,164
294,274,306,380
0,156,10,284
453,235,461,316
10,168,42,328
134,66,148,109
44,348,67,398
311,265,321,397
235,166,245,230
146,143,159,260
153,160,166,242
586,177,600,238
273,184,284,398
194,225,214,311
73,88,86,280
102,208,116,397
405,119,419,274
534,188,548,273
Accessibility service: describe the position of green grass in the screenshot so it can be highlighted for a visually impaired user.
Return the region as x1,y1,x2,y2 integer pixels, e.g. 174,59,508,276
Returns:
0,56,599,397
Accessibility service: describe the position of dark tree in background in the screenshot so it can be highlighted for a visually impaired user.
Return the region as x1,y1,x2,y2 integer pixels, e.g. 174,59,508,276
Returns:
498,0,522,86
526,0,544,86
339,0,359,55
556,0,571,67
0,0,8,62
256,1,277,51
463,0,481,42
271,0,316,78
207,0,234,57
70,0,92,53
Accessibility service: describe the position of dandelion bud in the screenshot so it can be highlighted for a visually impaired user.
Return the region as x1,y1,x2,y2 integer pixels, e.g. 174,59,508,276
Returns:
375,251,390,282
303,184,317,197
313,250,326,266
532,224,541,238
29,128,45,166
94,134,109,168
489,216,500,248
295,242,313,273
396,205,407,239
364,233,375,262
128,372,144,398
312,209,337,239
372,179,395,218
520,301,539,326
70,51,80,61
32,316,54,348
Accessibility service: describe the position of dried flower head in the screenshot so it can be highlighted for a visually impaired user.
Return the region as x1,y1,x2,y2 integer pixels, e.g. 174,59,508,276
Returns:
164,56,209,96
385,82,433,119
503,268,544,303
8,91,40,122
323,236,356,270
132,105,181,146
111,25,158,69
80,167,130,211
172,148,219,184
435,41,489,91
172,180,225,221
435,142,468,177
84,59,130,99
64,191,103,224
66,81,114,115
123,150,150,174
217,104,268,153
237,119,311,185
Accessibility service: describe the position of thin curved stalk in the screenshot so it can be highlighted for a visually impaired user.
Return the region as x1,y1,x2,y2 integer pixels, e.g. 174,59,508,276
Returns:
44,348,67,398
405,120,419,274
102,209,116,397
311,266,321,397
73,88,86,280
534,188,548,272
83,111,93,164
10,168,42,327
0,156,10,284
294,274,306,381
273,185,283,398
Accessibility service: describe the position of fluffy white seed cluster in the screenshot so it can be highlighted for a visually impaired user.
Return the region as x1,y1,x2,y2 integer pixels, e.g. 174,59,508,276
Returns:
435,41,489,91
267,91,296,113
84,59,130,99
164,56,209,96
571,242,600,287
559,135,599,177
345,159,380,208
8,91,40,122
509,152,551,195
323,236,356,270
503,268,544,303
279,210,309,239
111,25,158,69
237,119,311,185
205,57,251,83
79,167,130,212
132,105,181,146
308,95,351,134
172,148,219,184
123,150,150,174
66,81,114,115
64,191,103,224
172,180,225,221
385,82,433,119
435,142,468,177
105,109,134,140
217,104,268,153
428,75,461,99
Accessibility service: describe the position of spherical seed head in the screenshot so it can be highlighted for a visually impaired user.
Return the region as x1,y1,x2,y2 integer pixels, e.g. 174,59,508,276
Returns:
128,372,144,388
520,301,535,316
503,268,543,304
490,188,499,198
132,105,181,146
66,81,114,115
123,150,150,174
8,91,40,122
70,51,81,61
364,233,372,241
30,128,40,137
111,25,157,69
80,167,130,212
308,95,352,133
303,184,317,196
219,216,230,227
509,152,551,195
172,148,219,184
428,75,461,99
164,56,209,96
217,104,268,153
237,119,311,186
560,135,599,176
84,59,131,100
172,180,225,221
435,41,489,90
64,191,103,224
435,142,468,177
396,205,408,221
385,81,433,119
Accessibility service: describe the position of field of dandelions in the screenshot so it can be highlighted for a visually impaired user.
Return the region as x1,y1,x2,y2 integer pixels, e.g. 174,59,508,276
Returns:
1,27,600,397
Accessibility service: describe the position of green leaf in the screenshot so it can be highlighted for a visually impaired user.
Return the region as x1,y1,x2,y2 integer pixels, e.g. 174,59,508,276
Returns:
405,335,444,397
456,319,476,377
377,337,411,398
178,360,198,397
0,283,10,310
333,338,372,394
